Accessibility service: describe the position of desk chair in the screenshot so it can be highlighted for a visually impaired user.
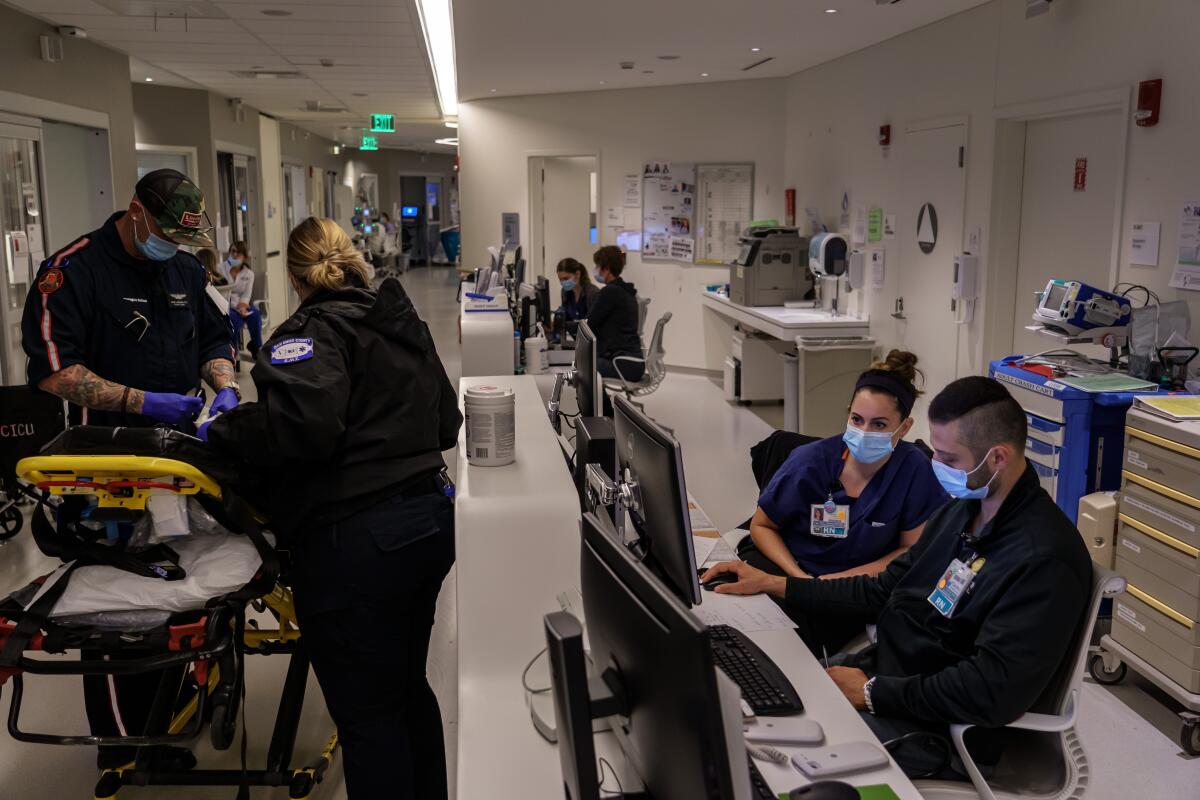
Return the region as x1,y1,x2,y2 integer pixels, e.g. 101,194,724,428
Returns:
914,564,1127,800
636,295,651,347
602,311,672,403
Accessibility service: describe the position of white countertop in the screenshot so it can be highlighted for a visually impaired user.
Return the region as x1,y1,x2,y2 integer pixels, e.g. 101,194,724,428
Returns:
702,289,871,341
454,373,920,799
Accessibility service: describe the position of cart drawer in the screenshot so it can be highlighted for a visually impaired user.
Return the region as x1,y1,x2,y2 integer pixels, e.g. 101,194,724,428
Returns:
1114,591,1200,652
1114,554,1200,621
1112,619,1200,693
1115,524,1200,597
1120,479,1200,553
1123,429,1200,506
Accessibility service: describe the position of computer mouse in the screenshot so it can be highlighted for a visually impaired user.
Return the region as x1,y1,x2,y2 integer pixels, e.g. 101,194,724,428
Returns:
699,571,739,591
788,781,859,800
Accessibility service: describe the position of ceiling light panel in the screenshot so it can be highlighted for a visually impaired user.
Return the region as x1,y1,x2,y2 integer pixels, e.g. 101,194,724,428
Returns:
414,0,457,117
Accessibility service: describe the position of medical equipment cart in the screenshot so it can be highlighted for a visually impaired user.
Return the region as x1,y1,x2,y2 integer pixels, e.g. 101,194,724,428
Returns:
1089,407,1200,755
990,358,1163,524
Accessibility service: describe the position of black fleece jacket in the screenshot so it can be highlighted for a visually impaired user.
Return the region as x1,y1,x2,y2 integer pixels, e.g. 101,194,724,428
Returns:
785,462,1092,728
209,278,462,532
586,277,643,361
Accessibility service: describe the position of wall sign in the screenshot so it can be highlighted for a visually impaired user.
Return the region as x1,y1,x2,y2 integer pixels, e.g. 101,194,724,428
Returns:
370,114,395,133
501,212,519,246
642,161,696,262
1074,158,1088,192
917,203,938,255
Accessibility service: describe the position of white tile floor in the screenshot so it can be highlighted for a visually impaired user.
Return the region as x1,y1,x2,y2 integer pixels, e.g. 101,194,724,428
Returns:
2,265,1198,799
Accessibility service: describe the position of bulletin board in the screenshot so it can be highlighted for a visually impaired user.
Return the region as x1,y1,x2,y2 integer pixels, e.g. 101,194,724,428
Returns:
695,163,755,265
641,161,696,262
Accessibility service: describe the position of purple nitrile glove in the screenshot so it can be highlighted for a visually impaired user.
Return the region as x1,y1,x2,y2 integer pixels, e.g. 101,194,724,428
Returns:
141,392,204,425
196,418,214,443
209,387,239,417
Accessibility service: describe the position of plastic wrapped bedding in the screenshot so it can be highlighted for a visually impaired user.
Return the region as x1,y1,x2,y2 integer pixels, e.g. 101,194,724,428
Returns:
49,531,264,620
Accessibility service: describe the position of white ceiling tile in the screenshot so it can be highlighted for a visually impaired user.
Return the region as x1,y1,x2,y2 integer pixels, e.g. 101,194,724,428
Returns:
239,20,413,36
216,4,409,22
7,0,114,14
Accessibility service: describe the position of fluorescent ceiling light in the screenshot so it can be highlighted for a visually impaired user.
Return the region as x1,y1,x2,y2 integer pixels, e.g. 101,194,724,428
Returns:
435,137,459,146
144,77,154,82
445,121,458,129
415,0,458,117
700,72,709,77
825,8,838,13
750,47,761,52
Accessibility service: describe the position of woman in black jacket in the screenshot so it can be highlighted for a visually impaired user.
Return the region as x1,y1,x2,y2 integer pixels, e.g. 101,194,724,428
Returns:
587,245,644,382
202,217,462,800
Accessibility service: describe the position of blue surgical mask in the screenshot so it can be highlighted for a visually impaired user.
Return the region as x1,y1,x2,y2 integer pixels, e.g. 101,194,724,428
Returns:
133,213,179,261
842,425,895,464
560,278,577,291
932,449,997,500
228,257,243,268
593,269,606,285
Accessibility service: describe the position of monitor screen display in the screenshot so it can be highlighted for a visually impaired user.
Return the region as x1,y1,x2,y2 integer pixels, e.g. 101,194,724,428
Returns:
1043,282,1069,314
401,205,420,218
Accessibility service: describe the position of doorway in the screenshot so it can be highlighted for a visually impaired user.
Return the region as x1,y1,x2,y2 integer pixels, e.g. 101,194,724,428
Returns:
894,121,967,438
529,155,597,280
43,121,112,252
0,118,47,386
281,163,307,238
215,152,261,290
1009,109,1124,358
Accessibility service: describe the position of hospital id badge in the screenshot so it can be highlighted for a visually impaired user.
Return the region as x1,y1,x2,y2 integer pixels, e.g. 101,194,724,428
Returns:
928,558,975,618
810,503,849,538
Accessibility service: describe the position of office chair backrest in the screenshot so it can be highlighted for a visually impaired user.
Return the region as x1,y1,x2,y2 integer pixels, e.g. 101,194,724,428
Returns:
644,312,672,385
637,296,651,345
1037,564,1126,719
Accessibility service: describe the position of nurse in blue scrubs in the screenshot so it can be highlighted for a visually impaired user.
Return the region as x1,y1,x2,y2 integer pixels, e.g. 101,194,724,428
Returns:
745,350,947,651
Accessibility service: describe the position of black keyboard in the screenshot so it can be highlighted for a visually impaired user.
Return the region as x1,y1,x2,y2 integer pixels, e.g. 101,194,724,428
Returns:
747,755,778,800
708,624,804,716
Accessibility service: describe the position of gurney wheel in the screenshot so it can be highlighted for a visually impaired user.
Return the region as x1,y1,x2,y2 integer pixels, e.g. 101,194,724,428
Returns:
210,702,237,751
289,772,316,799
0,506,22,541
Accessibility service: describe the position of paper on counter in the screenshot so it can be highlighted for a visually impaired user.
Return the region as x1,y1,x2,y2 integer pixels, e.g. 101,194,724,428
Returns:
692,588,796,633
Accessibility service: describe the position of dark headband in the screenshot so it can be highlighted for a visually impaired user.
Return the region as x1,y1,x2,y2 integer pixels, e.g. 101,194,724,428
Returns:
855,373,915,418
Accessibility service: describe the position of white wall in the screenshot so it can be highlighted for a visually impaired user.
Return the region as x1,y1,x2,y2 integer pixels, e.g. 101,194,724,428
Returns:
460,79,787,371
784,0,1200,380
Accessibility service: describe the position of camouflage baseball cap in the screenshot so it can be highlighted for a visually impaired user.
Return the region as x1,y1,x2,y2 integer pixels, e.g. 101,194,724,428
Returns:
135,169,215,248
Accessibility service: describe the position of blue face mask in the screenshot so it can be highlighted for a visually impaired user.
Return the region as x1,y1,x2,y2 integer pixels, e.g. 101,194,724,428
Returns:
932,449,997,500
842,424,895,464
560,278,577,291
133,213,179,261
228,257,243,268
593,269,606,285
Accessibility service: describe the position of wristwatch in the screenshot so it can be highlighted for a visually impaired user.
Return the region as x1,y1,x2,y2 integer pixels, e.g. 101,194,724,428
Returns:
863,676,877,714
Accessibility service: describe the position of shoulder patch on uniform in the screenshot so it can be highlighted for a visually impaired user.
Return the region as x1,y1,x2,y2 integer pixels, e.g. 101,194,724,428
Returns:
270,337,314,365
38,268,65,295
51,236,90,268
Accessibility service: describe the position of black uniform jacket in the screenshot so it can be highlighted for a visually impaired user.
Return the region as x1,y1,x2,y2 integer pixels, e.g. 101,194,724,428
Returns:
586,277,643,361
786,461,1092,728
208,277,463,532
21,212,233,427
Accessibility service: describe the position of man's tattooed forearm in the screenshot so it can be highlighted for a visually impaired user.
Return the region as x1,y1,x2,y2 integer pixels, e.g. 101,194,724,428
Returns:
202,358,236,390
38,364,144,413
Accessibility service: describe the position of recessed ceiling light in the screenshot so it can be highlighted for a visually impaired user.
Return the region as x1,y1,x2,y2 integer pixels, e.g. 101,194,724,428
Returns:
700,72,709,77
144,77,154,82
261,8,292,16
751,47,761,52
489,88,497,93
445,121,458,129
825,8,838,13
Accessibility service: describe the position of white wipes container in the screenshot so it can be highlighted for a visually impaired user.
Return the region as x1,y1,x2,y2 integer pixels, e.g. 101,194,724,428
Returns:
524,335,549,374
464,385,517,466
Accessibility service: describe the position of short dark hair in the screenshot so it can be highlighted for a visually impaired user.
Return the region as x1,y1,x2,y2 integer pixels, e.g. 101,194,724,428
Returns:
928,376,1027,458
593,245,626,277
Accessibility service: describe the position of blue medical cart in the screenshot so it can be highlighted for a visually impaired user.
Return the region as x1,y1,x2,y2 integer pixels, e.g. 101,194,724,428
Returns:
989,358,1165,524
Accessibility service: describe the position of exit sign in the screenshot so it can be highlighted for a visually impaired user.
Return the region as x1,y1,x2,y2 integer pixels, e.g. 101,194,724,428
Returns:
370,114,395,132
361,136,379,151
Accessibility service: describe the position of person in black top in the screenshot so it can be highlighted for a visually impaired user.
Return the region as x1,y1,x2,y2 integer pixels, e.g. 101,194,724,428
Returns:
702,377,1092,779
587,245,644,382
203,217,462,799
20,169,236,773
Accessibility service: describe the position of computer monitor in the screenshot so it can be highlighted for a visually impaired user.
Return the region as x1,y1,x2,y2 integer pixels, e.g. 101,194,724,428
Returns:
535,276,552,328
545,513,744,800
401,205,419,218
514,257,527,287
574,321,601,418
612,394,702,607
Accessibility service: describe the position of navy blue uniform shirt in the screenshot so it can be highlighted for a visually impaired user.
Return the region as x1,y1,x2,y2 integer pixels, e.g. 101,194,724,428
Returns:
757,435,948,575
21,212,233,427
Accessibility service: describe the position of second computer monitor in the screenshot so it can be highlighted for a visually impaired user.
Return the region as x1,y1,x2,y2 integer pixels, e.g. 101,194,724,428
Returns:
574,321,602,418
534,276,552,328
612,394,702,607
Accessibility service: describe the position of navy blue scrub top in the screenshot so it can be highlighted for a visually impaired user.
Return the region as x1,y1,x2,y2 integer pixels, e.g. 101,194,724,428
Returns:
560,286,591,322
757,435,948,576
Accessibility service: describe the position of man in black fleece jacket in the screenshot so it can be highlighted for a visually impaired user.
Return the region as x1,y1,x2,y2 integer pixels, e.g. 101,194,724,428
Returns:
702,377,1092,778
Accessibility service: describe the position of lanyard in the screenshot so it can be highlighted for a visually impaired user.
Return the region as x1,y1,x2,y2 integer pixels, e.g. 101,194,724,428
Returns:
823,449,850,513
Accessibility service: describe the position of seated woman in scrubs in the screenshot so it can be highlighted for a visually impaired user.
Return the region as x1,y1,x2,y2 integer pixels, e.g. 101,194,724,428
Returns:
743,350,947,651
